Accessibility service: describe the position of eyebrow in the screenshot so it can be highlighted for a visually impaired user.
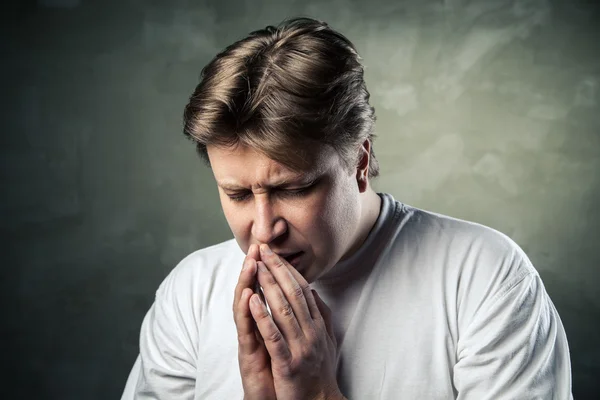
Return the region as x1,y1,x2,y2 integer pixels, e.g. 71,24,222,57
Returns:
217,173,319,191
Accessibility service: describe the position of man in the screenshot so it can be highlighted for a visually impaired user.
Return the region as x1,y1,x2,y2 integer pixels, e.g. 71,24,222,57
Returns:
121,17,573,399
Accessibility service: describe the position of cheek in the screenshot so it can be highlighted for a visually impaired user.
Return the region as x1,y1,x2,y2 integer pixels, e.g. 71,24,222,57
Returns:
219,198,250,241
311,181,357,251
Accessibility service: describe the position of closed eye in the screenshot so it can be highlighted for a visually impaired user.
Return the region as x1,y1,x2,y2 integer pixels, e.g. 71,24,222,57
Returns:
227,192,251,202
226,183,315,203
283,186,312,197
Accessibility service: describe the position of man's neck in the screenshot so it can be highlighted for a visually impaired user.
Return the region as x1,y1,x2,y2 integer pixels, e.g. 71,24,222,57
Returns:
357,189,383,250
340,189,382,262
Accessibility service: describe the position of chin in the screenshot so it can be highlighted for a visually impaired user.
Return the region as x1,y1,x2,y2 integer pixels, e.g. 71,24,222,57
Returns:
302,267,321,285
303,274,315,284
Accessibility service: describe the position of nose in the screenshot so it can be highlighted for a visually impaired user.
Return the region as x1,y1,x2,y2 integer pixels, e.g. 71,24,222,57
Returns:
251,195,287,244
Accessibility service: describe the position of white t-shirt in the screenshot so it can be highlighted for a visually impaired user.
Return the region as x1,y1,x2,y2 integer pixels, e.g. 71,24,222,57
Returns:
121,193,573,399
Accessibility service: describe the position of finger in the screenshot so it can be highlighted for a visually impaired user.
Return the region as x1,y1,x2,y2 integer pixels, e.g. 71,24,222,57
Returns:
259,244,315,332
249,291,292,363
236,286,263,355
312,289,335,342
233,250,262,355
247,243,262,263
233,244,261,312
246,244,268,305
233,261,253,317
282,253,321,322
256,260,305,343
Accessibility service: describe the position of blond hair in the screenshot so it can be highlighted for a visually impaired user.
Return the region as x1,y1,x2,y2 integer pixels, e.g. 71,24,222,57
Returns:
183,16,379,178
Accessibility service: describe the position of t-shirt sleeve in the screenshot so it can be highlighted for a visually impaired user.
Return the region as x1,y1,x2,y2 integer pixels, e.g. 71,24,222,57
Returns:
452,268,573,399
121,280,198,399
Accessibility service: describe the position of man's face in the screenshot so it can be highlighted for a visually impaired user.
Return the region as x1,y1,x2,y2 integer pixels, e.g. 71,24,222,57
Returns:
207,143,363,283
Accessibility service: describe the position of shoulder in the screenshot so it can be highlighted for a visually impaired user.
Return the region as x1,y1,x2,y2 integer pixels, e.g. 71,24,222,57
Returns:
397,204,539,316
155,238,246,301
402,204,536,276
134,239,245,381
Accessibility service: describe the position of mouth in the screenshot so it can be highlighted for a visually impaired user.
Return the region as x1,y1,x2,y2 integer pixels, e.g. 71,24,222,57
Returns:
283,251,304,269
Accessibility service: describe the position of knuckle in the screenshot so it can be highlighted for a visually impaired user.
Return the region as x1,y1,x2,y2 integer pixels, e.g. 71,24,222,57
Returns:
316,317,327,332
267,329,284,344
303,325,317,339
299,282,310,293
300,343,315,359
266,274,277,285
256,306,271,320
291,285,305,300
239,358,260,376
239,363,253,376
280,362,294,377
274,258,286,269
278,303,295,318
260,270,276,286
237,332,253,346
273,357,297,377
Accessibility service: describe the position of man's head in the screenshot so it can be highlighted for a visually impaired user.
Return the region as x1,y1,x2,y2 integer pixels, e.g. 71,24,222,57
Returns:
182,17,381,282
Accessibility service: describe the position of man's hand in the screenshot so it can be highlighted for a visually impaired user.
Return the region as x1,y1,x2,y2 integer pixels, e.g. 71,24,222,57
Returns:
248,244,345,400
233,244,277,400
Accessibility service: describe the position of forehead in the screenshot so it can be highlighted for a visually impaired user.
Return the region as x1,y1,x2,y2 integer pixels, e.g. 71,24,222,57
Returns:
207,144,336,188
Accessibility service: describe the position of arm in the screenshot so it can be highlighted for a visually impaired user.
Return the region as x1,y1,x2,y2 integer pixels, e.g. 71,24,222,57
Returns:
453,270,573,399
121,287,197,399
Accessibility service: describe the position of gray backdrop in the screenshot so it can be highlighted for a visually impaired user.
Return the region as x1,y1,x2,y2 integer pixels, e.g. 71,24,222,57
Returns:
2,0,598,398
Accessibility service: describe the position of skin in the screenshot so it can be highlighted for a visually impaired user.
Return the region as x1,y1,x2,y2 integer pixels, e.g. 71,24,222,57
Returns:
208,141,381,284
211,140,381,399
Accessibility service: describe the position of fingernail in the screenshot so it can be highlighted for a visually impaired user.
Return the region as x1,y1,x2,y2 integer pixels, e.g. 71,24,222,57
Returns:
242,258,252,271
260,244,272,255
251,294,261,306
257,261,268,272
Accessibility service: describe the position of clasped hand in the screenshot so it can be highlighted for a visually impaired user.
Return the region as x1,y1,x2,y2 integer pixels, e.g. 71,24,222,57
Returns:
233,243,345,400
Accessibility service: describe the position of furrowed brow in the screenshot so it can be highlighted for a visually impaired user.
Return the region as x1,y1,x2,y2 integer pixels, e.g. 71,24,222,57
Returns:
218,173,319,191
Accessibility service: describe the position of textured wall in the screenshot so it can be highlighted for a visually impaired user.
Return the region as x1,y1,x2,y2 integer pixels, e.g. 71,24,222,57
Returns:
1,0,598,398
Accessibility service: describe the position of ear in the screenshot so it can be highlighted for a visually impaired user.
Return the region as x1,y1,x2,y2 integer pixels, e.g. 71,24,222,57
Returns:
355,139,371,193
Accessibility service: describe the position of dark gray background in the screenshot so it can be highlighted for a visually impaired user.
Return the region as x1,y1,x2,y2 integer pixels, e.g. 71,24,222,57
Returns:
1,0,598,398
